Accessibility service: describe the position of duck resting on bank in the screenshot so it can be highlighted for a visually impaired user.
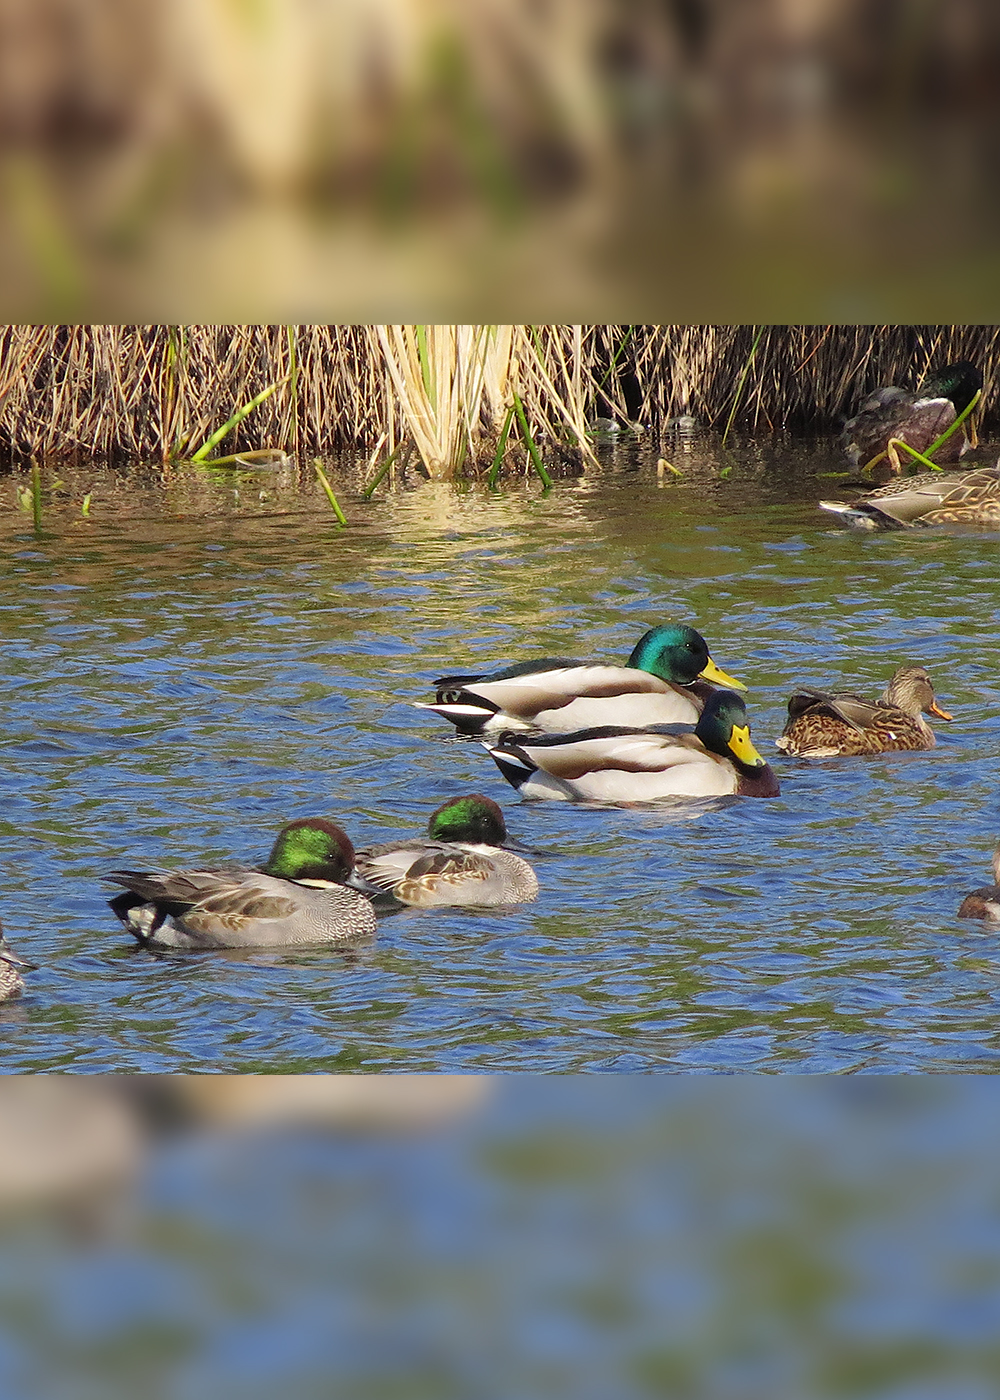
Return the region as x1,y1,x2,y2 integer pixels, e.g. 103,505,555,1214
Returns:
484,688,779,803
820,464,1000,530
775,665,951,757
415,623,745,736
355,794,538,907
840,360,982,473
957,843,1000,921
106,818,378,949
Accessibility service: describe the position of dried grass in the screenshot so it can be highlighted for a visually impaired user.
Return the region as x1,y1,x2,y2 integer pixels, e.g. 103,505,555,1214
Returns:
0,325,996,473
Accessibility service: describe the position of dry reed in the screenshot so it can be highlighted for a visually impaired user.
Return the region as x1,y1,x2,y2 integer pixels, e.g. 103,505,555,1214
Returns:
0,326,997,474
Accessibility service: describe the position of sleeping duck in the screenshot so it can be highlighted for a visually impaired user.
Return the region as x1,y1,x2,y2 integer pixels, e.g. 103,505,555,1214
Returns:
484,689,779,803
775,665,951,757
840,360,982,473
355,794,538,907
415,624,745,736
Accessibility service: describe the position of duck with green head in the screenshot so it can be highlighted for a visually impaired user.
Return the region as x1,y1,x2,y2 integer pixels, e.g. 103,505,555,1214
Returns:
106,818,378,949
356,794,539,907
840,360,982,474
484,689,779,803
415,623,745,737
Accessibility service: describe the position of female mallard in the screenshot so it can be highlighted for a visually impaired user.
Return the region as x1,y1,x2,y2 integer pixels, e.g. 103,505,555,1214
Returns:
0,929,33,1001
775,665,951,758
415,624,745,736
355,794,539,907
106,818,378,949
820,464,1000,530
957,844,1000,921
840,360,982,473
485,689,779,803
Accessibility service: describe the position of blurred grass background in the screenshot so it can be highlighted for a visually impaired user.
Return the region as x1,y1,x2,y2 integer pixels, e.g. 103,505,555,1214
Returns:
0,0,998,319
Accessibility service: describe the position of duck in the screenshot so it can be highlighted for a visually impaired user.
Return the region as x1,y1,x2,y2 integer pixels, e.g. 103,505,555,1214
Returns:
774,665,951,757
820,464,1000,530
355,794,539,907
840,360,982,473
106,818,378,949
415,624,745,736
0,928,34,1001
484,688,779,803
957,844,1000,921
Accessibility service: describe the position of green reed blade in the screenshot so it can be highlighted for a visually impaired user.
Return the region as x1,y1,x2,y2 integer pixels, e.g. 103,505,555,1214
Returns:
188,377,288,463
512,391,553,489
313,458,348,524
487,404,515,487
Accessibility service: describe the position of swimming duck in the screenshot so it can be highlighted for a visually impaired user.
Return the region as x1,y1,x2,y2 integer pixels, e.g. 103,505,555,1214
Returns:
820,464,1000,530
957,843,1000,921
355,794,539,907
485,689,779,803
775,665,951,758
415,624,745,736
106,818,378,949
0,929,33,1000
840,360,982,473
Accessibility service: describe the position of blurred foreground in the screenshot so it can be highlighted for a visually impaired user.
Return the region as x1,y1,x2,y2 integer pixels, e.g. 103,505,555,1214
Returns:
0,0,998,317
2,1077,1000,1398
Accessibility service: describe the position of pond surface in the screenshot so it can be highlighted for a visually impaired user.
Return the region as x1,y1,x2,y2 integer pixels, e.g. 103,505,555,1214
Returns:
2,434,1000,1071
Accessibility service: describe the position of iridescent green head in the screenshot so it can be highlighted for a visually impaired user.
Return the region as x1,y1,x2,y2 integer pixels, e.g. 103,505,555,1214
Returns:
627,624,745,691
428,794,507,846
264,818,357,883
695,689,767,771
919,361,982,414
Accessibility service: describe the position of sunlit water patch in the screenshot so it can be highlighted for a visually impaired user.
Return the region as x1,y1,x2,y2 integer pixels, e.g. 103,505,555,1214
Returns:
1,438,1000,1070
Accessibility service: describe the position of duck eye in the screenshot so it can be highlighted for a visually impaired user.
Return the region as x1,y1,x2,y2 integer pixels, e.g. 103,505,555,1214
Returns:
441,688,462,704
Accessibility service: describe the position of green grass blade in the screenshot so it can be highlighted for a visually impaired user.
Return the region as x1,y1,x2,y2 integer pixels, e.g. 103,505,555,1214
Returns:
313,458,347,524
188,377,288,463
721,326,765,447
487,404,515,487
362,442,405,498
923,389,981,461
513,391,553,489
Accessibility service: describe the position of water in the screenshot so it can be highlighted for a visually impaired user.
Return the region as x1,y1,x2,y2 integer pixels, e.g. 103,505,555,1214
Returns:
2,436,1000,1071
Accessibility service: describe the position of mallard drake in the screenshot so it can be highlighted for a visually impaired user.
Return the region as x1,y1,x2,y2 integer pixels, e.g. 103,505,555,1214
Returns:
957,844,1000,921
820,464,1000,530
106,818,378,949
775,665,951,758
415,624,745,736
485,689,779,803
840,360,982,473
0,929,33,1000
355,794,539,907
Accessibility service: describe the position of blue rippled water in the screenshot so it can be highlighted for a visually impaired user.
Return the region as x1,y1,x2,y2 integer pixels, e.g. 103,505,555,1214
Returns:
2,438,1000,1070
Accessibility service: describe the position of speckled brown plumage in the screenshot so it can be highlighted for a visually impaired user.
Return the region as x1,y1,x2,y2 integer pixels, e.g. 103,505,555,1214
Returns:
775,665,952,758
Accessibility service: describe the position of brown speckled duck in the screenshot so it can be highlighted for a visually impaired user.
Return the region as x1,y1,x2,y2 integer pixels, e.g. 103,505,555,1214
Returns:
957,844,1000,922
820,465,1000,531
775,665,952,758
0,929,33,1001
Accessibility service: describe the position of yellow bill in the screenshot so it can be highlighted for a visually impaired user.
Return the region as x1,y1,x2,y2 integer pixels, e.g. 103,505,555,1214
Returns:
727,722,765,767
699,656,747,692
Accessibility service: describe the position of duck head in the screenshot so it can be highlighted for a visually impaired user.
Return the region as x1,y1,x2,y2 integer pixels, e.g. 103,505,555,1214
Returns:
627,624,745,691
428,794,508,847
695,689,769,774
